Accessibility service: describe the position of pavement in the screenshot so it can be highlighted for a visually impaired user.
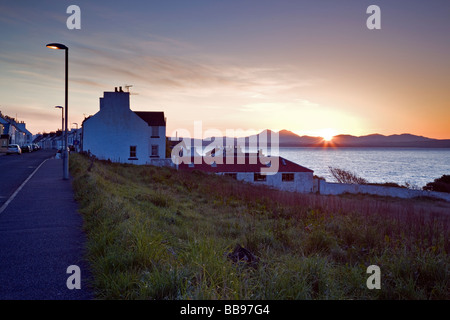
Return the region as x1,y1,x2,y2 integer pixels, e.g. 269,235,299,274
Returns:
0,156,93,300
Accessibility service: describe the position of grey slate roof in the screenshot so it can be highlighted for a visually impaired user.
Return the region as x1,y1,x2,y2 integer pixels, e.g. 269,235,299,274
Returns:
134,111,166,126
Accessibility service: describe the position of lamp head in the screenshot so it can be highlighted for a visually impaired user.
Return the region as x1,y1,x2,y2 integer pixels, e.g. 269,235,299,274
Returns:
46,43,68,50
55,106,63,109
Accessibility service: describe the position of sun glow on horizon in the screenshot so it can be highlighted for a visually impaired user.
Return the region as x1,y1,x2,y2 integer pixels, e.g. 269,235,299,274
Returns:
319,128,336,142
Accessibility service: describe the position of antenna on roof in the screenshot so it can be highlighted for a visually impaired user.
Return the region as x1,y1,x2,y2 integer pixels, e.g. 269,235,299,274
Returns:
124,84,139,95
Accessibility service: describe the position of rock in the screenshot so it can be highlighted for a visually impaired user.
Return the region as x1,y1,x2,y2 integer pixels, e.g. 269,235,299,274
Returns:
227,244,260,268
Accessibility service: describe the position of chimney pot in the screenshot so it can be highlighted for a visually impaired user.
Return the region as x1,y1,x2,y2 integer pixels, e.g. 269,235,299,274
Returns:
114,87,118,92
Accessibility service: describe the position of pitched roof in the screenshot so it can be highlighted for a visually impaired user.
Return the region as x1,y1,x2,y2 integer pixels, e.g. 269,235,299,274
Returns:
134,111,166,126
178,155,313,173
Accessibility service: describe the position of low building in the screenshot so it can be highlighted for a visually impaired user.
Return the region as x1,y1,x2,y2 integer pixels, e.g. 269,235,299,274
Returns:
178,153,314,193
82,87,166,164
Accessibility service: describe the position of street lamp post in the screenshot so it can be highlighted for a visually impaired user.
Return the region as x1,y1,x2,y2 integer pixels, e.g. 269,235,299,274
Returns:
47,43,69,180
73,122,78,152
55,106,64,152
55,106,64,132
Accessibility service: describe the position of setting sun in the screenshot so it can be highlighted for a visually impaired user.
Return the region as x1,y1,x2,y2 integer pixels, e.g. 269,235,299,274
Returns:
320,128,336,142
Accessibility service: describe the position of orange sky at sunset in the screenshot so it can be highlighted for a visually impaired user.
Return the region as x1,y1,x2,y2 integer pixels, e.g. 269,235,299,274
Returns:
0,1,449,139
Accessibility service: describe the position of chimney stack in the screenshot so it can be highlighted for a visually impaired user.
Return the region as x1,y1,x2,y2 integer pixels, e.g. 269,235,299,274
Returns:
114,87,118,92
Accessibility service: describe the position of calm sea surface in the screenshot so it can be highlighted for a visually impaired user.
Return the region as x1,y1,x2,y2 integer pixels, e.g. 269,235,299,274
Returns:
278,148,450,188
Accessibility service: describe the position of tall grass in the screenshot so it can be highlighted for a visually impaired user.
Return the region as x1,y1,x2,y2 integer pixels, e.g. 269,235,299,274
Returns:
70,154,450,300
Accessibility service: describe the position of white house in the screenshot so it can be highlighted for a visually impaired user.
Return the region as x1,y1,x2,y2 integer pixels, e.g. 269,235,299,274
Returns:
82,87,166,164
177,152,314,193
15,121,33,145
0,114,27,146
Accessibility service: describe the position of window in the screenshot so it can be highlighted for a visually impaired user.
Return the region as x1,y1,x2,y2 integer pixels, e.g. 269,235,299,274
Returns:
151,145,159,157
282,173,295,182
254,173,266,182
129,146,137,159
224,173,237,180
151,126,159,138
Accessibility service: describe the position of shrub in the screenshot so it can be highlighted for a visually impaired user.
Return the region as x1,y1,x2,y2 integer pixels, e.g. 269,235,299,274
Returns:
329,167,368,184
423,175,450,193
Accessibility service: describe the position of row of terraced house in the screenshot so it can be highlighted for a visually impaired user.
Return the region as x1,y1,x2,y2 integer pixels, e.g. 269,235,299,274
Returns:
0,111,33,153
33,129,82,151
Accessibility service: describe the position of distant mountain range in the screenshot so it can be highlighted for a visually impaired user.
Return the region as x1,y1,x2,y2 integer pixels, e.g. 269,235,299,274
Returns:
174,130,450,148
256,130,450,148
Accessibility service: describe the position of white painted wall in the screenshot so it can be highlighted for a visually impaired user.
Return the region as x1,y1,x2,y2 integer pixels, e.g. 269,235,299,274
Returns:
83,91,166,165
15,123,32,145
149,158,174,167
318,180,450,202
149,125,166,159
229,171,314,193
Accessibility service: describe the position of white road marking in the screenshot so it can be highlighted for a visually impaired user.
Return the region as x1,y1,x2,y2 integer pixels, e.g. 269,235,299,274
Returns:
0,158,50,215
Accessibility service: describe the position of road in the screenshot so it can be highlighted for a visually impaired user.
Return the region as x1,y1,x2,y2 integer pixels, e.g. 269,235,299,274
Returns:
0,150,56,208
0,151,92,299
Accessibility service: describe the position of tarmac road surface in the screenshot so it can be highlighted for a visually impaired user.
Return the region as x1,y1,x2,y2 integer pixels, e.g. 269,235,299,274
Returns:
0,151,92,299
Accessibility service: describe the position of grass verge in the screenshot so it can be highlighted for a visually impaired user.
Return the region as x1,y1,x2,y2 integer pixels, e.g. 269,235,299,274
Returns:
70,153,449,299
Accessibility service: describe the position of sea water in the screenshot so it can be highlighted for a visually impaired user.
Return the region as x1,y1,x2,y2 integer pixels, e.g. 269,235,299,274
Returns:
278,148,450,188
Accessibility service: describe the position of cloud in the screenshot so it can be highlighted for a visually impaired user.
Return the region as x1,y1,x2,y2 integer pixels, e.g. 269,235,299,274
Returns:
86,54,310,99
70,78,105,88
59,30,319,102
0,2,66,31
0,17,323,135
294,99,320,108
10,69,48,79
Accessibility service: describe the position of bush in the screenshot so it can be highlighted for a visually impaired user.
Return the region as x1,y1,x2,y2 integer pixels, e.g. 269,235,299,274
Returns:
423,175,450,193
329,167,368,184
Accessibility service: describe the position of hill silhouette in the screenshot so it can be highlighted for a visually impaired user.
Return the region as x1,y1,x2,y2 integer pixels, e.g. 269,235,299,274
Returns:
172,130,450,148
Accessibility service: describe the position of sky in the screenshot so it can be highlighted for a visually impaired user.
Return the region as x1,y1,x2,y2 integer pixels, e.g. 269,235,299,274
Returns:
0,0,449,139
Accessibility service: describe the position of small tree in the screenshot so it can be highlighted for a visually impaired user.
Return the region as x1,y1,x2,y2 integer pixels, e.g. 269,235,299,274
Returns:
423,175,450,193
329,166,368,184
